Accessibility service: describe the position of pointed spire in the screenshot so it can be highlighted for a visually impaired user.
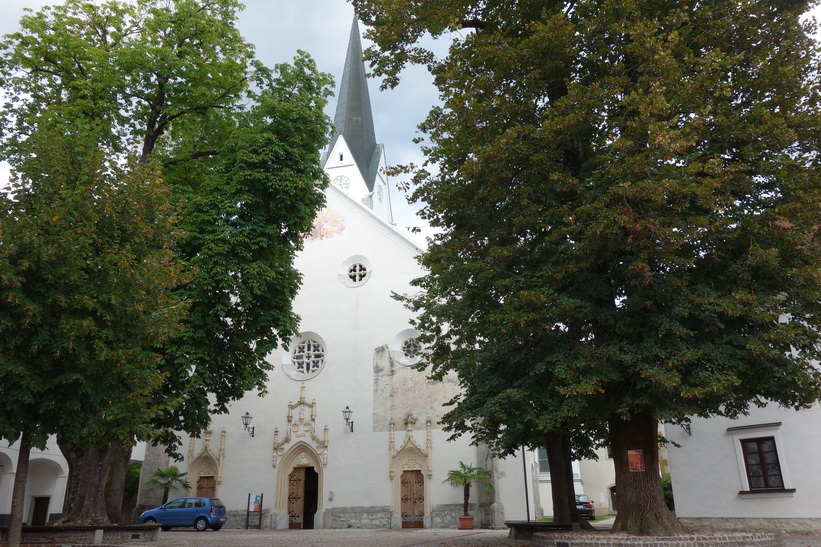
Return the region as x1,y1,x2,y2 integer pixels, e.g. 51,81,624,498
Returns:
331,17,378,187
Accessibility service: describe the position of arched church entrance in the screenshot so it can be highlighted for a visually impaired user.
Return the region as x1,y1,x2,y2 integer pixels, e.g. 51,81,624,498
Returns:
390,445,431,529
188,453,219,499
275,442,323,530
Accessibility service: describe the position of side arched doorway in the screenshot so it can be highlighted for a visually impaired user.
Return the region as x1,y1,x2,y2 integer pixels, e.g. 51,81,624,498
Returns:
274,442,323,530
390,445,431,529
188,453,220,499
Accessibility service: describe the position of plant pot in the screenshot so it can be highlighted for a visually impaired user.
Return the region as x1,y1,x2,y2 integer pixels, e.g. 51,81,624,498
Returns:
458,515,474,530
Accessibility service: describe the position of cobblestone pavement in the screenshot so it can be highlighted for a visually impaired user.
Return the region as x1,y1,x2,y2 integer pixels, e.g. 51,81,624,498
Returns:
145,527,821,547
149,528,529,547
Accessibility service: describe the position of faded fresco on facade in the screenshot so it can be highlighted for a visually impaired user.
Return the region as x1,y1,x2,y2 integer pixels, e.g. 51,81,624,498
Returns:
372,345,461,432
308,207,345,241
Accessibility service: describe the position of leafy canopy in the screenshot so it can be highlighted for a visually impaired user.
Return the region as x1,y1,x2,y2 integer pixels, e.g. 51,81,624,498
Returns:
0,0,334,454
357,0,821,439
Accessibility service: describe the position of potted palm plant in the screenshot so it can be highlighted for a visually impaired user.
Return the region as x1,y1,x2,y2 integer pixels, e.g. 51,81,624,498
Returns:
443,461,495,529
146,466,191,504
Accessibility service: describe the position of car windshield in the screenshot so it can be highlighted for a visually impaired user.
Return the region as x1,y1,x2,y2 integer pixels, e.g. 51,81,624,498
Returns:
576,495,590,502
210,499,225,508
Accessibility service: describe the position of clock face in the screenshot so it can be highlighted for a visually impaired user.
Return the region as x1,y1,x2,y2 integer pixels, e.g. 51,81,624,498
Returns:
376,185,384,204
332,175,350,191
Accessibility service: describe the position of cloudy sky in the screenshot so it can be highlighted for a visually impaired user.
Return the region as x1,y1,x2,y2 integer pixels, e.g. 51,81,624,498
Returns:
0,0,443,234
1,1,819,235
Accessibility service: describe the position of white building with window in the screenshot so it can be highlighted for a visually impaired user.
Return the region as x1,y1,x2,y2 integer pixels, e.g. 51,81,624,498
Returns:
666,402,821,534
534,447,616,519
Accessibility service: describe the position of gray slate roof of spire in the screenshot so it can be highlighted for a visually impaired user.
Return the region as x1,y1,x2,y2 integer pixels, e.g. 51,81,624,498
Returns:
323,17,381,191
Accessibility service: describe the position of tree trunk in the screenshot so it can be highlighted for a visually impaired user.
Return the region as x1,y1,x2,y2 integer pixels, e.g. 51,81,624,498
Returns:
55,437,117,525
608,410,686,535
8,431,31,547
463,483,471,516
105,444,132,523
543,431,594,530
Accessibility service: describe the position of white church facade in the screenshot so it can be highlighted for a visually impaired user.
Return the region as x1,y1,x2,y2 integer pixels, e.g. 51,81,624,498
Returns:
135,18,537,530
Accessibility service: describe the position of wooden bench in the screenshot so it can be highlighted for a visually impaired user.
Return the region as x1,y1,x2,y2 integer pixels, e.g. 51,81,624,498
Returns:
505,520,580,540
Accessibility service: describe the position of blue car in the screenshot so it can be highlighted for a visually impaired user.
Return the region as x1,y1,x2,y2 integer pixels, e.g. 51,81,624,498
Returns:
139,497,227,531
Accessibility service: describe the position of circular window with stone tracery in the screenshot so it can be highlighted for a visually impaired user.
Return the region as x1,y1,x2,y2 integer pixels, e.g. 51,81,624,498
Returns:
347,263,368,284
390,329,424,366
292,339,325,374
282,332,327,380
401,338,422,360
339,255,372,288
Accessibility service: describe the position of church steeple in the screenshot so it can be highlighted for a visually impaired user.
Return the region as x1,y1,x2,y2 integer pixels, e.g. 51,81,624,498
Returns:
322,17,393,223
325,17,379,190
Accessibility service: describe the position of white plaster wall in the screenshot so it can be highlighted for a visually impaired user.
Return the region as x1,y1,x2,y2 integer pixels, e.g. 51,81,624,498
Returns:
667,402,821,519
493,451,532,521
535,470,584,518
578,448,615,514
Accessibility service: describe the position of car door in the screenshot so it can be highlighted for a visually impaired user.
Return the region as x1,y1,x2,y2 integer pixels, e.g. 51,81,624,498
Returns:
161,498,186,526
178,498,199,526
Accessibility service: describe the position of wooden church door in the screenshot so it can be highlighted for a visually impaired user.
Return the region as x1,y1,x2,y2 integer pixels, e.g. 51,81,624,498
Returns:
287,467,318,529
400,470,424,528
196,476,216,498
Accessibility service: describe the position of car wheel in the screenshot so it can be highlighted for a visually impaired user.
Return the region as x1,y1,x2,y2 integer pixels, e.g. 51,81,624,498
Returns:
144,517,156,524
211,525,222,531
194,517,208,532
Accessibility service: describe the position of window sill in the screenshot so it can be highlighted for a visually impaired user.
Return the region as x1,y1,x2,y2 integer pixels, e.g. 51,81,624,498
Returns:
738,488,796,498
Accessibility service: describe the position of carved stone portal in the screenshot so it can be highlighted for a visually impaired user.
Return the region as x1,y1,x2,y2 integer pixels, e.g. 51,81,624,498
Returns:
187,429,225,497
271,384,329,468
388,413,433,528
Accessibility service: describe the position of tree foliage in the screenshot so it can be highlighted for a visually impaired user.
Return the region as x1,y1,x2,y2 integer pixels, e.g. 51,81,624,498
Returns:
353,0,821,535
0,0,333,526
0,130,187,451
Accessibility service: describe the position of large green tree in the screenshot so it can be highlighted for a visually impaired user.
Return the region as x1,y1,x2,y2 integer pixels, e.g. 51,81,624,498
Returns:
354,0,821,535
0,124,188,542
0,0,332,526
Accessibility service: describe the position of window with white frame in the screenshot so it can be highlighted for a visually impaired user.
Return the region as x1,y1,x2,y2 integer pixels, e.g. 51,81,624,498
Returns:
728,422,794,494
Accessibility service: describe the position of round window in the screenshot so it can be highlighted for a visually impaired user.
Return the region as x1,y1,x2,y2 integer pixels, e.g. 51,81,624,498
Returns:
282,334,327,380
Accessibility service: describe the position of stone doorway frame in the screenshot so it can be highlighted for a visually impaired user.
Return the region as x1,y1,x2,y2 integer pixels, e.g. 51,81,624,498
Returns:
389,413,432,529
274,442,324,530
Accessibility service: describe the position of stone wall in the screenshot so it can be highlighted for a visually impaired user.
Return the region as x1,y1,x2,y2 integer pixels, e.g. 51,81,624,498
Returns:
0,524,160,545
678,517,821,536
531,532,784,547
325,506,392,528
222,509,270,529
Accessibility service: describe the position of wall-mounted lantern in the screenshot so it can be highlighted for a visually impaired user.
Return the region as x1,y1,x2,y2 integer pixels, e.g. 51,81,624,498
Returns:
342,406,353,433
241,412,255,437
